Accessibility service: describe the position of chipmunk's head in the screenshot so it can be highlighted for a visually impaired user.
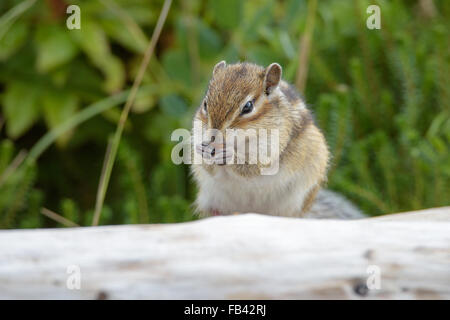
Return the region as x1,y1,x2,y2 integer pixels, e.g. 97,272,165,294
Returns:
194,61,288,165
197,61,283,130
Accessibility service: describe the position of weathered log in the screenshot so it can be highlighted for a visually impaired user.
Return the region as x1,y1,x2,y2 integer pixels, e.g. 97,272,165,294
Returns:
0,207,449,299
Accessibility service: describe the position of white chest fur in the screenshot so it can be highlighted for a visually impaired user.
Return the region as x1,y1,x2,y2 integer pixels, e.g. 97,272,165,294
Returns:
193,164,317,217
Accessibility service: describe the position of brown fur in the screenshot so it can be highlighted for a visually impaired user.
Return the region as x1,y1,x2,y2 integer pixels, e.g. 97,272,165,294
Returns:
193,61,330,215
205,63,265,130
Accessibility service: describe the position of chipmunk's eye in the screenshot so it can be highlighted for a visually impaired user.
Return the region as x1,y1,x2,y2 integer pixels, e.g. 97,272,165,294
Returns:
241,100,254,115
203,101,207,113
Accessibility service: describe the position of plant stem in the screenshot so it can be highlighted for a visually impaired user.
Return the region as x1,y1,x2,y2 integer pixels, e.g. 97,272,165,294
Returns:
92,0,172,226
295,0,317,92
0,150,27,187
41,208,79,228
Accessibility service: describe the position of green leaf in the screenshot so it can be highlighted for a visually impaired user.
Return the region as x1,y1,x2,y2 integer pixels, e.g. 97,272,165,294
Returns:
162,49,191,86
41,90,78,146
159,94,187,117
0,21,28,61
101,19,148,54
60,198,79,225
0,139,14,175
35,25,78,72
2,82,40,139
209,0,242,30
279,31,296,59
133,94,156,114
70,19,124,92
70,20,109,59
99,55,125,93
241,1,274,42
197,20,223,59
247,46,283,67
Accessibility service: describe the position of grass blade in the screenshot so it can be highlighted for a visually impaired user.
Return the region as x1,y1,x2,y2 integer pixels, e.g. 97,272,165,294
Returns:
295,0,317,92
0,0,37,40
26,85,156,165
41,207,79,228
92,0,172,226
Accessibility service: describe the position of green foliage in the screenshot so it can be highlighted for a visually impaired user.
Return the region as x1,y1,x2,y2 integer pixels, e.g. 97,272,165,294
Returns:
0,0,449,228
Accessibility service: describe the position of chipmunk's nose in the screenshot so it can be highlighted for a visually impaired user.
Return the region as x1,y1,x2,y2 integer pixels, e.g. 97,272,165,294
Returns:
201,141,216,157
196,140,228,165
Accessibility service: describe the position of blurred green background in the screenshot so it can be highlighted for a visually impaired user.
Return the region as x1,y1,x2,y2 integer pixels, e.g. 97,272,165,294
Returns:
0,0,448,228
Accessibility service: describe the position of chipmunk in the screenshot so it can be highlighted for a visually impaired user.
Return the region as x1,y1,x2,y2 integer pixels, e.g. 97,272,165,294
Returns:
191,61,363,219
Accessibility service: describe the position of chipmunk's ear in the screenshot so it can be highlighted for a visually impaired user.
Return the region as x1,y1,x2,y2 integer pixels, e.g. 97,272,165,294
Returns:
213,60,226,76
264,63,282,95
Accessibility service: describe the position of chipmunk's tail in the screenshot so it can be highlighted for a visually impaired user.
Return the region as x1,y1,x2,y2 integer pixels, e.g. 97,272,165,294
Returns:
305,189,365,219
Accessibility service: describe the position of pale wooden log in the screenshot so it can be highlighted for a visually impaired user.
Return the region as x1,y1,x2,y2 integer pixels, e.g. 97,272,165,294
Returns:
0,207,449,299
